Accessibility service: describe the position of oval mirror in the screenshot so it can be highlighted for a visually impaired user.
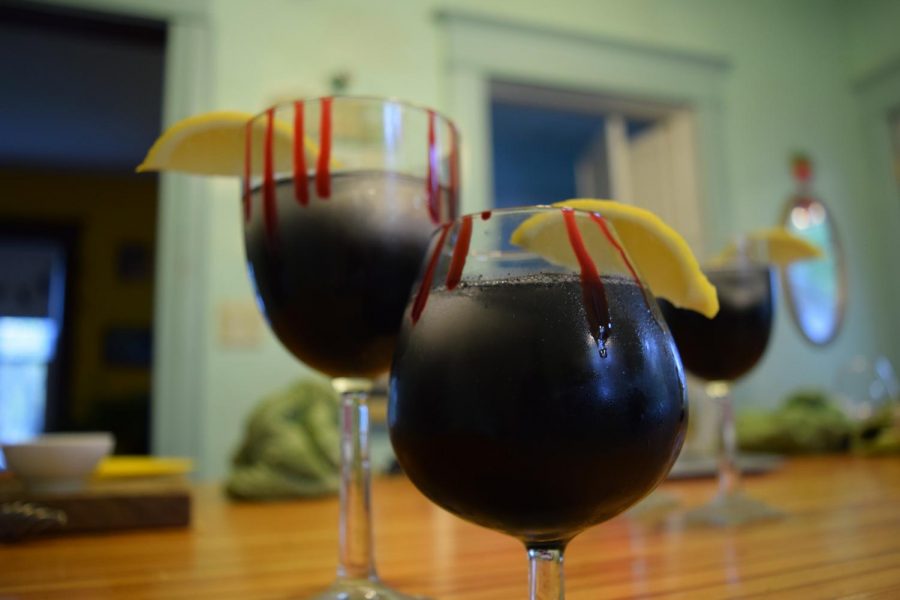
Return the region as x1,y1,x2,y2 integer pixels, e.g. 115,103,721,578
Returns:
780,155,847,346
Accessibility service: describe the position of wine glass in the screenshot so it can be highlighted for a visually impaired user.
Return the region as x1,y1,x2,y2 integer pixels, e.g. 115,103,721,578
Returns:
243,96,458,599
658,252,781,526
389,207,687,598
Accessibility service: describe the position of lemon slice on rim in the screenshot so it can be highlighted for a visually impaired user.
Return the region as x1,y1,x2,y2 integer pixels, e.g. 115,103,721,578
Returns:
510,199,719,318
136,110,319,176
716,227,823,267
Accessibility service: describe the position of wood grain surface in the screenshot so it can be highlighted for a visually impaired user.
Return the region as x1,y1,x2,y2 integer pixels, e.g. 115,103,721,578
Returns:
1,457,899,599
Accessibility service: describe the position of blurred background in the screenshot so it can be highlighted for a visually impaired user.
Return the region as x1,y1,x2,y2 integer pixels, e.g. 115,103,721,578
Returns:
1,0,898,477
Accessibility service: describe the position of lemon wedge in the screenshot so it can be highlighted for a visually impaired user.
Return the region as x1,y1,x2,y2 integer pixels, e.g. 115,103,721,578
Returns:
716,227,823,267
137,110,318,176
510,199,719,318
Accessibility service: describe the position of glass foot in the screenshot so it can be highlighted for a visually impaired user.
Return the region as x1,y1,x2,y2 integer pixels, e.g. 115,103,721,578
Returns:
306,578,428,600
685,491,784,527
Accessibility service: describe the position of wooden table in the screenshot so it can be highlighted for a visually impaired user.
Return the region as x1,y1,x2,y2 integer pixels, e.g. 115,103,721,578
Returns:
2,457,899,599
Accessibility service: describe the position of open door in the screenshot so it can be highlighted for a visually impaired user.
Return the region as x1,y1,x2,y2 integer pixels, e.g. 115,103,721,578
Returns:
608,111,705,256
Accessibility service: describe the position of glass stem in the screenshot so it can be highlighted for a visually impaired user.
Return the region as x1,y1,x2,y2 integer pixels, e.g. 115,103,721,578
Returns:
528,546,565,600
333,377,377,582
707,380,740,498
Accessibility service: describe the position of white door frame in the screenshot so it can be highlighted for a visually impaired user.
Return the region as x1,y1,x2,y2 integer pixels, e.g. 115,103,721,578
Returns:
38,0,213,460
436,10,732,249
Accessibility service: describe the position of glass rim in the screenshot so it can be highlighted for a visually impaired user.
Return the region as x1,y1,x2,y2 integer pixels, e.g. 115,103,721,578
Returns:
432,204,639,267
445,204,621,225
248,94,459,132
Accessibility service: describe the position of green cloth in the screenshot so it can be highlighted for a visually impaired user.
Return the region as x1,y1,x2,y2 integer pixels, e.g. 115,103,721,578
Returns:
853,411,900,455
226,377,340,500
858,425,900,455
738,390,851,454
738,389,899,455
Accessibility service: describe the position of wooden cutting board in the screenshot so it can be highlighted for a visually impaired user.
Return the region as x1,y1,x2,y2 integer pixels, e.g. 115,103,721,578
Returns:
0,476,191,539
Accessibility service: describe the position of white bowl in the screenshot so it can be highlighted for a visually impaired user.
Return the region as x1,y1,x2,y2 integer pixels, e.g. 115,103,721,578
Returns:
1,433,115,494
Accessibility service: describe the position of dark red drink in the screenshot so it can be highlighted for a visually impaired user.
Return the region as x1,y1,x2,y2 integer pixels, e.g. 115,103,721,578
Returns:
389,274,686,545
245,171,441,378
659,265,774,382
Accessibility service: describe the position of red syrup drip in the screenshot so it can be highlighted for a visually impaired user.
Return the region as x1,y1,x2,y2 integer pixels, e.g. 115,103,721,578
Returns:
561,208,611,353
589,213,643,291
316,97,333,199
590,212,652,313
427,110,441,224
293,101,309,206
243,121,252,222
263,108,278,241
445,215,473,290
481,210,492,221
449,123,460,219
411,224,451,324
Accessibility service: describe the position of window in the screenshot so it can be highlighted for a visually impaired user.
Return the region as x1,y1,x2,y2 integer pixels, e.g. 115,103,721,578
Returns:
0,241,66,467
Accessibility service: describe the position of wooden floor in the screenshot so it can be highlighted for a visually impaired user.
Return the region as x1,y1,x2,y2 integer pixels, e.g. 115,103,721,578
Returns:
1,457,899,599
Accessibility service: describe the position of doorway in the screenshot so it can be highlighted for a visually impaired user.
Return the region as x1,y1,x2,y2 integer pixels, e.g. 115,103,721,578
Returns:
440,10,730,255
0,1,165,455
490,80,706,254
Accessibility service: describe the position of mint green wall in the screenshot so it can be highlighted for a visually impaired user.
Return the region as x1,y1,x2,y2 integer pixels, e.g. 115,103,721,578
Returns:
169,0,898,476
846,0,900,79
845,0,900,373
